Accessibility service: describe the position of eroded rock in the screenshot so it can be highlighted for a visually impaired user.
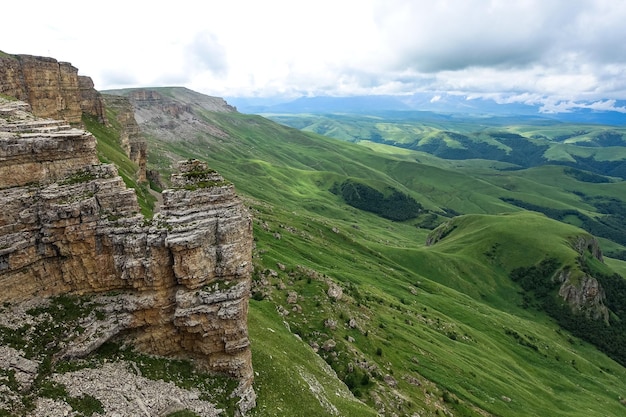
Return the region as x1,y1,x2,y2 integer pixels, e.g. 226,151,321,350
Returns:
0,100,255,413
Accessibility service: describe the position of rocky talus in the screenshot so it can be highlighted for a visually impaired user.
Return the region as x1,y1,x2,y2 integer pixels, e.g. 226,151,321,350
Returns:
0,98,255,414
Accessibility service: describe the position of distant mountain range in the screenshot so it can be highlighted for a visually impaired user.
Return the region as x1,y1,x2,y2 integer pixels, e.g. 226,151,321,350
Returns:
227,93,626,125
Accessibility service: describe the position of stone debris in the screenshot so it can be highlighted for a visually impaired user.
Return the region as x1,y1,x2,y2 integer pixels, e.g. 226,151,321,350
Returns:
0,346,39,390
51,362,220,417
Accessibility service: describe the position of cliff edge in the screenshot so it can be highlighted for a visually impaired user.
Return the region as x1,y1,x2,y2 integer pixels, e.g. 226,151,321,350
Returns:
0,97,255,414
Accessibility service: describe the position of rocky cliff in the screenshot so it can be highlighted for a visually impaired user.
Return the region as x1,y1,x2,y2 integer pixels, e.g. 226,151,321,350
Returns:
0,53,105,123
556,236,609,322
103,87,235,144
0,98,255,414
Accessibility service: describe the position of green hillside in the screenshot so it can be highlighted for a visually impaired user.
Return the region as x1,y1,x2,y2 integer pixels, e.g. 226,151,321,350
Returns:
93,88,626,416
269,113,626,178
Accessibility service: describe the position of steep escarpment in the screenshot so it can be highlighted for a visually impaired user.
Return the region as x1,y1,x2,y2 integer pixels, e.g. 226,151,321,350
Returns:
0,98,255,414
0,52,105,123
104,87,235,144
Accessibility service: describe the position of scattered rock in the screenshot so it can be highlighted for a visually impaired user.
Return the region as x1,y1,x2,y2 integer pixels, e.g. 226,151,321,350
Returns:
403,375,421,386
53,362,220,417
277,262,286,271
327,284,343,300
384,374,398,387
322,339,336,351
287,291,298,304
0,346,39,390
324,319,337,330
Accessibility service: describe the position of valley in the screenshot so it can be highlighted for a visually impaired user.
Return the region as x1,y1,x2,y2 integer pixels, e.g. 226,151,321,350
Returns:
102,88,626,416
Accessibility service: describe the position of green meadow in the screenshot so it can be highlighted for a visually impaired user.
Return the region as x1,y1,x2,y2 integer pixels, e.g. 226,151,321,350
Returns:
87,88,626,416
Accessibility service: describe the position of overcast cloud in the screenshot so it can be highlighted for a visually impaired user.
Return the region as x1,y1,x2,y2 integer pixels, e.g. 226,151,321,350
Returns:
2,0,626,112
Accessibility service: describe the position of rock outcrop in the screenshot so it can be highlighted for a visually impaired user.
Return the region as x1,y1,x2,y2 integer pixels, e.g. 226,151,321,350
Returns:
0,53,104,123
0,98,255,413
555,235,610,322
557,270,609,321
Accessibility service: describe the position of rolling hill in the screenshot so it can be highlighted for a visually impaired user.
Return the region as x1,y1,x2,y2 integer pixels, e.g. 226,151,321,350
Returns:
94,87,626,416
265,112,626,178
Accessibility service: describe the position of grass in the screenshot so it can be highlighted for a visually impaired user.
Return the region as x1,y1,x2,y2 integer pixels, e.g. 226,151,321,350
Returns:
82,113,156,217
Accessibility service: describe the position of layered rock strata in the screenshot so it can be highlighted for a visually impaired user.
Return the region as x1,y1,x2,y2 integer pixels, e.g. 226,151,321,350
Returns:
0,53,104,123
0,98,254,413
79,76,106,124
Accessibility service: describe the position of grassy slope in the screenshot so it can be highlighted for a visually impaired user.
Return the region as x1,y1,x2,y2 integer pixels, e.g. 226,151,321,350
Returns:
83,112,156,217
129,103,626,416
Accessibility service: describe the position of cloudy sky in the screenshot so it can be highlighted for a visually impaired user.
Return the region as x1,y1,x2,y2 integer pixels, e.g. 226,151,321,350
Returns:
3,0,626,112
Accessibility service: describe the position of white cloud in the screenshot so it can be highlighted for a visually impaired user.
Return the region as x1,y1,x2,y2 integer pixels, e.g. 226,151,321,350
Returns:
1,0,626,111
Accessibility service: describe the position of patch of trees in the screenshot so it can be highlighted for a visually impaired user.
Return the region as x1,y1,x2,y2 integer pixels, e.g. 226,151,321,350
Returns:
510,258,626,367
556,156,626,179
510,258,561,299
564,168,611,183
501,197,626,246
331,180,423,221
595,131,626,147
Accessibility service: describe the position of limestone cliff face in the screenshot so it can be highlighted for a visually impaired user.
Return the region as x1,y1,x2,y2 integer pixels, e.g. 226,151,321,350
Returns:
0,53,104,124
102,94,148,182
79,76,106,124
0,98,255,413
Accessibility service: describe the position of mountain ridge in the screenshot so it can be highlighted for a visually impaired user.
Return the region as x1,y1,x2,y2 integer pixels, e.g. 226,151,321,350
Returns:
228,93,626,125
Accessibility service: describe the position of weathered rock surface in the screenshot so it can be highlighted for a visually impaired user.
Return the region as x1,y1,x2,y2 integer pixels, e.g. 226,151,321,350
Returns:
79,76,106,124
557,271,609,321
0,98,255,413
555,235,610,321
0,53,104,123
